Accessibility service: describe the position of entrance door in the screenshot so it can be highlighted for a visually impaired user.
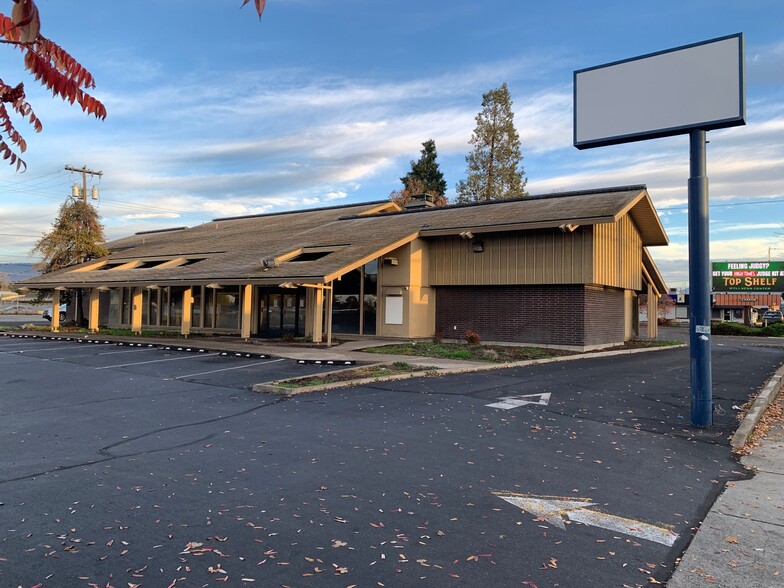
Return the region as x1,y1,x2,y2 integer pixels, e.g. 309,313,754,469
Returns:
282,294,297,333
257,288,305,337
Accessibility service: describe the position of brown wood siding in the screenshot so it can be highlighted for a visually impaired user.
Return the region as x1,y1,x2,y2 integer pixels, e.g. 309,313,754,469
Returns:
592,216,642,290
428,229,594,286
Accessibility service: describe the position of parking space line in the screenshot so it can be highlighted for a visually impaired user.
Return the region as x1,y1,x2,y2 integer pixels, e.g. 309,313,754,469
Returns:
172,358,285,380
0,342,69,348
95,353,219,369
97,348,158,356
1,345,77,353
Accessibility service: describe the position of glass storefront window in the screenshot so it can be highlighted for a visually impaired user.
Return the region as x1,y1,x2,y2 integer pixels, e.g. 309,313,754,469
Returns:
363,260,378,335
161,288,170,326
332,269,361,334
142,289,150,325
332,260,378,335
216,287,240,329
121,287,132,325
169,287,184,327
192,286,202,329
108,289,120,325
205,287,215,329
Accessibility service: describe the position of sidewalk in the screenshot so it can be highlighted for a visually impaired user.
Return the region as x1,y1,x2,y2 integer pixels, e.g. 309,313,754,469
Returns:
667,419,784,587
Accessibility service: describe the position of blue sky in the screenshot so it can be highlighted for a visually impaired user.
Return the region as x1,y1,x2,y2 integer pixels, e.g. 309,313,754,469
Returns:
0,0,782,289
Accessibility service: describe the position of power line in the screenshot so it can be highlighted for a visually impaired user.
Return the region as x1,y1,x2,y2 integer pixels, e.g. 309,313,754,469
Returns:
659,197,784,211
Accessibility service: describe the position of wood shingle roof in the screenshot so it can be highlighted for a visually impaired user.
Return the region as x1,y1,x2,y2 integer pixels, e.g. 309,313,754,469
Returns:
19,186,668,288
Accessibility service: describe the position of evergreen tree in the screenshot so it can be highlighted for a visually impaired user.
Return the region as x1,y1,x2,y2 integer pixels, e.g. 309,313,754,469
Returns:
32,199,108,325
32,199,108,273
391,139,448,207
455,83,527,203
401,139,447,198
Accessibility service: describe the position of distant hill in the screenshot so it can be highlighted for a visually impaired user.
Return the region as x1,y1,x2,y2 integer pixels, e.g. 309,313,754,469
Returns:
0,263,38,284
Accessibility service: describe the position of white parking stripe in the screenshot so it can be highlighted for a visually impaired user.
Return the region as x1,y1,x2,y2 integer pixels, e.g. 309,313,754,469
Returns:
173,358,285,379
0,342,71,348
97,348,158,356
1,345,79,353
95,353,219,369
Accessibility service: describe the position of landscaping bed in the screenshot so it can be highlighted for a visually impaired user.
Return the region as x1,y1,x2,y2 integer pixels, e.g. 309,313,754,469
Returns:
271,361,439,389
357,339,681,363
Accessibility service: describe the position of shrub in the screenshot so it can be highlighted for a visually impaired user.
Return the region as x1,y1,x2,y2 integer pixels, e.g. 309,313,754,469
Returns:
710,321,759,336
464,330,481,345
760,322,784,337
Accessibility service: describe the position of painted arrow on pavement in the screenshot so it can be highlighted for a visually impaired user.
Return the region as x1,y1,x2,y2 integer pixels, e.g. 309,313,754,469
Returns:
486,392,551,410
493,491,678,547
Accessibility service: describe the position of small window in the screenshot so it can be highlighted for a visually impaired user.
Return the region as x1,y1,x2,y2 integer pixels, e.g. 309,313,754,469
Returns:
135,260,167,269
287,250,334,262
97,262,128,271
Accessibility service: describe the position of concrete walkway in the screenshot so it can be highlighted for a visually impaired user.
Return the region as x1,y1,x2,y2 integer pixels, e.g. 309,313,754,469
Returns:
668,419,784,587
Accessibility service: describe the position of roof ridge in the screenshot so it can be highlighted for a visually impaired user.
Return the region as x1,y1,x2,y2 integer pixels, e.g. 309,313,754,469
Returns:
213,200,390,222
338,185,648,220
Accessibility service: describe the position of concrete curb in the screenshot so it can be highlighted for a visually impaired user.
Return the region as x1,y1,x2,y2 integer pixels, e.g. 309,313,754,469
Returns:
252,343,686,395
730,361,784,450
253,366,441,395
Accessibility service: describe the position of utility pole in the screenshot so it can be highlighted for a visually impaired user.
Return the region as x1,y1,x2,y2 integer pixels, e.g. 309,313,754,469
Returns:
65,165,103,204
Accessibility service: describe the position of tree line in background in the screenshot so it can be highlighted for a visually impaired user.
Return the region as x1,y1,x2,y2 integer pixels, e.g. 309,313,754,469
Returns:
392,82,528,207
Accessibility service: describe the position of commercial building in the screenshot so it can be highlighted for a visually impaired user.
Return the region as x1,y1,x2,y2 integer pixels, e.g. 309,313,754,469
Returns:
19,185,668,350
711,261,783,325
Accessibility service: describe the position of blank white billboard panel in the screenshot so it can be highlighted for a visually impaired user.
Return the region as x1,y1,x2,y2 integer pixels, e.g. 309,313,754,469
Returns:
574,34,745,149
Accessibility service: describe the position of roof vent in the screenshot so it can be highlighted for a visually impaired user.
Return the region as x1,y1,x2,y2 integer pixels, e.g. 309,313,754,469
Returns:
404,193,436,209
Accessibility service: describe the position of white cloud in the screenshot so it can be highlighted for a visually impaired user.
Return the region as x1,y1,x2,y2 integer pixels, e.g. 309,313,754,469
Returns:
119,212,181,221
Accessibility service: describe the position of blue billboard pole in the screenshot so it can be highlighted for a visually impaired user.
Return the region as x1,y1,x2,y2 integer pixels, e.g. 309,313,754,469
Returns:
688,129,713,427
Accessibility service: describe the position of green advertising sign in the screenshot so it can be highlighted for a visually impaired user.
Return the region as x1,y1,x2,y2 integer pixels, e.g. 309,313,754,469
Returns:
712,261,784,292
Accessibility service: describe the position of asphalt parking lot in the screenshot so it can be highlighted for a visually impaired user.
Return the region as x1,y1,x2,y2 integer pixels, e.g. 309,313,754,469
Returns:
1,333,783,587
0,334,332,391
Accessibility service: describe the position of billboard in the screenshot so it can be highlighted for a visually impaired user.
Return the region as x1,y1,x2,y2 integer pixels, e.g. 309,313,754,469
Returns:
574,34,745,149
712,261,784,293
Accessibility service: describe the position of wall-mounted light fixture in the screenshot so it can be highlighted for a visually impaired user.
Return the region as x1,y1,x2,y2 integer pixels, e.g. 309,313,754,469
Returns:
383,256,399,266
472,240,484,253
558,224,579,233
459,231,474,240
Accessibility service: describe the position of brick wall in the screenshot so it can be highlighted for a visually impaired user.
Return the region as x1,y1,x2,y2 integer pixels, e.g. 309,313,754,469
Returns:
435,285,625,347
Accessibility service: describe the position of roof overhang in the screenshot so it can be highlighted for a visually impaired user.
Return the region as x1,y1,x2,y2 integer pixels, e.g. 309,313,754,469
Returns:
641,247,667,296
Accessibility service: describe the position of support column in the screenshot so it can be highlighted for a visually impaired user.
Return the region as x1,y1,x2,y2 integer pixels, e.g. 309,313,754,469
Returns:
131,287,143,334
688,129,713,428
304,288,315,338
181,287,193,337
312,287,324,343
326,281,334,347
647,282,658,340
51,289,61,332
241,284,253,340
88,289,100,333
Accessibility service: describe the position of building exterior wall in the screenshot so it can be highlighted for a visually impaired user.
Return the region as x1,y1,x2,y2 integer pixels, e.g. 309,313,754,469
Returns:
427,229,594,286
434,284,625,348
376,239,435,338
592,215,642,290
